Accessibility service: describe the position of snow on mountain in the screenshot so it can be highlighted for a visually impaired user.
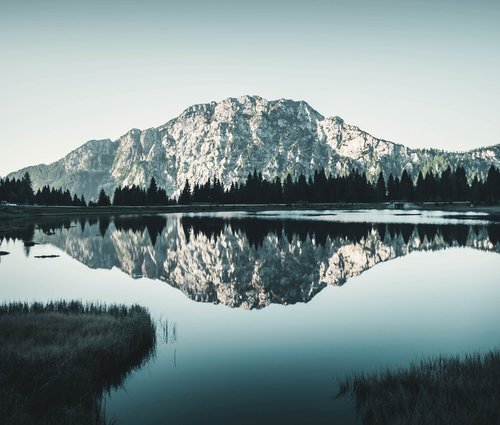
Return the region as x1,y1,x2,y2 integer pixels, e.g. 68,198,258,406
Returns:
7,95,500,199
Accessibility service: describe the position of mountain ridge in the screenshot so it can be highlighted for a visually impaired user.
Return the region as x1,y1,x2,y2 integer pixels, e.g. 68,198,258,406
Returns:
7,95,500,200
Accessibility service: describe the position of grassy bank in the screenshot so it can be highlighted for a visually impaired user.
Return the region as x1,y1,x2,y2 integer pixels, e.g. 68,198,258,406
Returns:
0,301,156,425
337,351,500,425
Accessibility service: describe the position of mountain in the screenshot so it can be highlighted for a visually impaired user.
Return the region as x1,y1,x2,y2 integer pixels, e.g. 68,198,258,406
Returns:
7,95,500,200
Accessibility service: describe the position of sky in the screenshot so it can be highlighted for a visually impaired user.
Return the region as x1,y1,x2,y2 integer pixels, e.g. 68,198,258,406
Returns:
1,0,499,177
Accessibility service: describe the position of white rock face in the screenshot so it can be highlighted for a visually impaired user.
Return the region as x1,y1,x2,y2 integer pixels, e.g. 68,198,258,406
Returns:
8,95,500,199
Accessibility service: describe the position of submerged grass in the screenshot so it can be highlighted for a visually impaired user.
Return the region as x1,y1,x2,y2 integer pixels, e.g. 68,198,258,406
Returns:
0,301,156,425
337,351,500,425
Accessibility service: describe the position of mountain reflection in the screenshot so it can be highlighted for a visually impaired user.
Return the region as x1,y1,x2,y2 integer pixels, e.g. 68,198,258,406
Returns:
1,215,499,309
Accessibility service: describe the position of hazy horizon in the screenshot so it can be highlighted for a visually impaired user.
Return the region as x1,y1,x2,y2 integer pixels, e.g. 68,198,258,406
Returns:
1,0,499,177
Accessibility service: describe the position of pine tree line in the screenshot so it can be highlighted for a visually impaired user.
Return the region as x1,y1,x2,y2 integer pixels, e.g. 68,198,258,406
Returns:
34,185,87,206
0,173,86,206
2,166,500,207
112,178,175,206
0,173,173,207
0,173,35,205
178,166,500,205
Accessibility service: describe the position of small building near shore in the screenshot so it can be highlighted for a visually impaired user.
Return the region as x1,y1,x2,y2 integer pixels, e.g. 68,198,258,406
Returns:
386,201,419,210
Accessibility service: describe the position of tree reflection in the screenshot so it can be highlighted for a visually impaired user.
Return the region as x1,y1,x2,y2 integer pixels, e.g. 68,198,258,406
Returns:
1,215,499,309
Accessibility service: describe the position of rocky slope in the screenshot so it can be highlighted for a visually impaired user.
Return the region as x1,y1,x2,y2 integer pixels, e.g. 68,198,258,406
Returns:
7,96,500,200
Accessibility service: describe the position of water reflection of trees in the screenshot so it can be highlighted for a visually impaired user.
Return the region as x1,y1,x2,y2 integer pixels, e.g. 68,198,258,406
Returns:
182,217,374,246
180,216,499,249
0,216,168,247
114,216,167,245
0,217,76,245
2,215,499,309
1,216,500,251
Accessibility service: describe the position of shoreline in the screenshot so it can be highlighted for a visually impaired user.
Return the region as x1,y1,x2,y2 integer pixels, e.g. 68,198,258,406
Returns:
338,350,500,425
2,202,500,220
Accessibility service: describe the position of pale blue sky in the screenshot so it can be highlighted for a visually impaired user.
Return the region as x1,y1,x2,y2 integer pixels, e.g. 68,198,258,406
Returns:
1,0,499,176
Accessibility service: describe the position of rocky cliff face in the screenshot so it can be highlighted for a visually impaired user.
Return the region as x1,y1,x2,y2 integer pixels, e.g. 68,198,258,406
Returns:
8,95,500,199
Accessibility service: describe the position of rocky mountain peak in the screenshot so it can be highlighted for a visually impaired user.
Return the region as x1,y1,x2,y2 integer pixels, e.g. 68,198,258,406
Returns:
329,116,345,125
7,96,500,200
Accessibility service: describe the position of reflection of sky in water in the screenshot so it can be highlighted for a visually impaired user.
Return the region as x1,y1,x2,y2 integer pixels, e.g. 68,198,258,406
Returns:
185,209,492,225
0,212,499,425
253,209,492,225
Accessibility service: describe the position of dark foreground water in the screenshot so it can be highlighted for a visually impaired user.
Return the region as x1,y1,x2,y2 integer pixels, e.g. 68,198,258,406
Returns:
1,210,499,424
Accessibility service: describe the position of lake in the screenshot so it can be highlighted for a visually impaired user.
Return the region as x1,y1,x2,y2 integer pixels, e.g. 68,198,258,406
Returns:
1,210,499,424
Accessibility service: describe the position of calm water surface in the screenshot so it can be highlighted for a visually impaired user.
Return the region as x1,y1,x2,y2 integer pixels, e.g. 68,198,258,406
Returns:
1,210,499,424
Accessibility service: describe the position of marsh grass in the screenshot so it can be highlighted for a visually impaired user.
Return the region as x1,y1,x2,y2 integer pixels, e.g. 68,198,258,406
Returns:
0,301,156,425
337,351,500,425
159,316,177,344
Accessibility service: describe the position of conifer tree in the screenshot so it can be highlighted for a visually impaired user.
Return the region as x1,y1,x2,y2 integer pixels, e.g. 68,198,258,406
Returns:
387,174,399,200
399,170,414,201
375,172,386,201
454,166,469,201
20,172,34,204
178,180,191,205
283,174,294,204
97,188,111,207
415,172,425,202
146,177,159,205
